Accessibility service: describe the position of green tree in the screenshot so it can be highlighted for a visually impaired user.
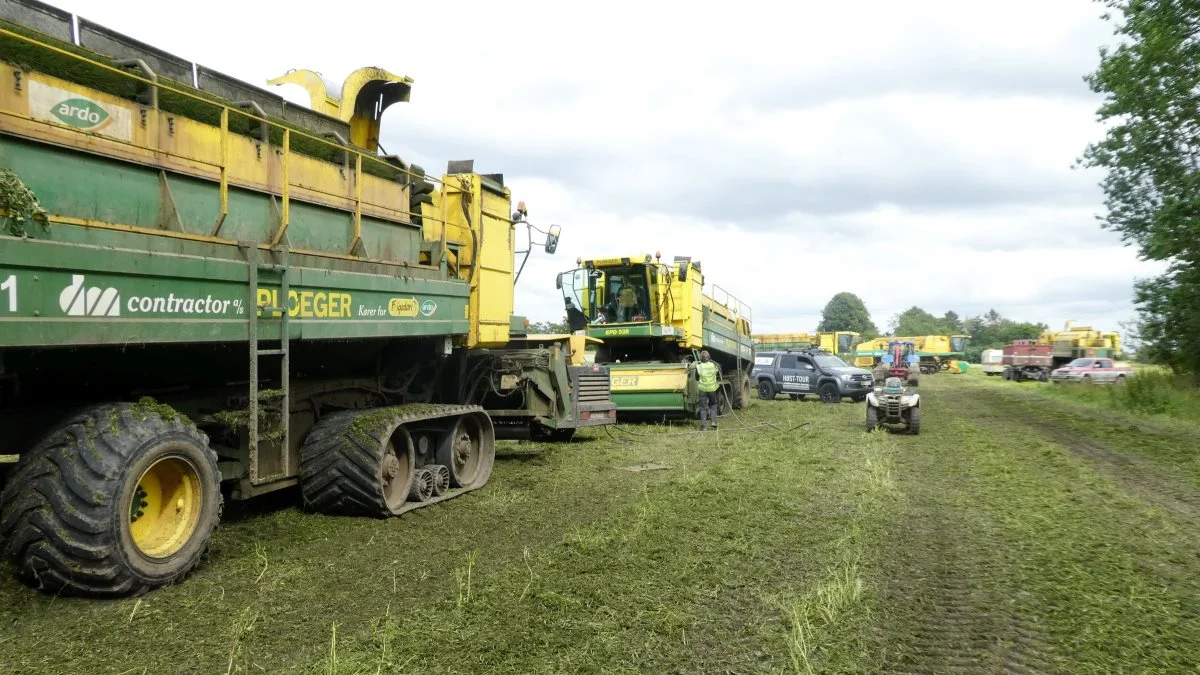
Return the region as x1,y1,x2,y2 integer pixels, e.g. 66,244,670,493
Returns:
529,317,570,333
1079,0,1200,377
961,310,1047,362
942,310,963,333
890,306,946,336
816,292,879,337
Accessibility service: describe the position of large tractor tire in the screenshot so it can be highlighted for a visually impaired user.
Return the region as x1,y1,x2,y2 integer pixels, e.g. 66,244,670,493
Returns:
872,364,889,384
731,373,753,410
0,402,222,597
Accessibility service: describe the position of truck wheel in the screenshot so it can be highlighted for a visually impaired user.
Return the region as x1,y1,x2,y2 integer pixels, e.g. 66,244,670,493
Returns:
732,374,752,409
758,380,775,400
0,402,221,597
818,382,840,404
907,406,920,435
866,405,878,431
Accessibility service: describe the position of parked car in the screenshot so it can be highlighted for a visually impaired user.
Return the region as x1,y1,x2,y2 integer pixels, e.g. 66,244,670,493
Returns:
1049,357,1132,384
751,348,876,402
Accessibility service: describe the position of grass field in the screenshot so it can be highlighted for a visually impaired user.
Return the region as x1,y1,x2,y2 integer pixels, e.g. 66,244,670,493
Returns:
3,373,1200,673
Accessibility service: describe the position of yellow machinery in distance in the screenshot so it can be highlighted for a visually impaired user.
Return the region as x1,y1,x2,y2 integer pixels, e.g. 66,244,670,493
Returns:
1036,321,1122,359
855,335,971,373
752,332,862,356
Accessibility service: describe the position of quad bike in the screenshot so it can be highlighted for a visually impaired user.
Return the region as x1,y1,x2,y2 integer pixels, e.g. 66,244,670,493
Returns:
865,376,920,434
872,340,920,387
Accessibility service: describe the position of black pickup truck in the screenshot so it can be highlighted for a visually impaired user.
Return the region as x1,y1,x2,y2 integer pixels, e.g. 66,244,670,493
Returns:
750,348,876,403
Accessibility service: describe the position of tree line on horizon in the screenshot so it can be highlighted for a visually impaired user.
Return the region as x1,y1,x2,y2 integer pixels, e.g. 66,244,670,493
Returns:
812,291,1049,363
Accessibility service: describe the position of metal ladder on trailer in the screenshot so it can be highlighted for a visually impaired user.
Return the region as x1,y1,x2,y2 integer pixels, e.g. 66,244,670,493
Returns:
242,243,291,485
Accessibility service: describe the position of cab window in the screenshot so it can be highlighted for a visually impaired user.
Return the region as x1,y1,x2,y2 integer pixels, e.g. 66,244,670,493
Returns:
796,356,816,371
779,355,798,369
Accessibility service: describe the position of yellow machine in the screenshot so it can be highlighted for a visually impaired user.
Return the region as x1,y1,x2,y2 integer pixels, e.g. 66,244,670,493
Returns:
1037,322,1122,359
0,3,619,598
752,331,862,356
855,335,970,373
557,253,755,416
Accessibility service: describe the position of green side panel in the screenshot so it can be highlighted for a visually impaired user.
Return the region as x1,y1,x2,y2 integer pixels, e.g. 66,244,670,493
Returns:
360,215,421,261
0,136,422,256
611,391,689,412
702,325,754,361
286,201,349,253
605,362,695,414
1,136,161,227
0,236,469,347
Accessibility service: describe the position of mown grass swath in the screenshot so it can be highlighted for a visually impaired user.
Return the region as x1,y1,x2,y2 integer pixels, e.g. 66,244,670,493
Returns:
4,376,1200,672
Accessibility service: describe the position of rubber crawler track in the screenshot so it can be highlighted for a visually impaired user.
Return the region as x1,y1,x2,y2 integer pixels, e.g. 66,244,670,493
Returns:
298,403,495,517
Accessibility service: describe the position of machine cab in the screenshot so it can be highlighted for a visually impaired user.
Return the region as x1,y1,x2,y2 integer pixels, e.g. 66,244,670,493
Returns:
832,331,862,356
557,254,673,331
950,335,970,353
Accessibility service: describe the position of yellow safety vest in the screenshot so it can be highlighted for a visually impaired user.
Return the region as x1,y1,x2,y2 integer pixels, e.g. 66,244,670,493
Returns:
696,361,720,392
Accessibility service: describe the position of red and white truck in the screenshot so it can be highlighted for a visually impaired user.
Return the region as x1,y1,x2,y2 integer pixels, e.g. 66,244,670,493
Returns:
1002,339,1131,383
1001,340,1055,382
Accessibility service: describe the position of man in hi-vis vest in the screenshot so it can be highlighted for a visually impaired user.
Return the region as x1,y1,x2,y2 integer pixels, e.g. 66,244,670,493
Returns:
695,350,722,430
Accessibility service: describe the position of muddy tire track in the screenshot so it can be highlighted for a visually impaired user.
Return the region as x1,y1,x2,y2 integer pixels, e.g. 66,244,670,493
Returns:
873,447,1056,674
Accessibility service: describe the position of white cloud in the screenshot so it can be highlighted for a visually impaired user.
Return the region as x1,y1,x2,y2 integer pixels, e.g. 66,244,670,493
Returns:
55,0,1160,340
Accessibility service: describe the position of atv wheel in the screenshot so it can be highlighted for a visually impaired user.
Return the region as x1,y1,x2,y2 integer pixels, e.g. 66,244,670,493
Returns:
866,405,879,432
0,402,222,597
907,406,920,435
818,382,840,404
757,380,775,400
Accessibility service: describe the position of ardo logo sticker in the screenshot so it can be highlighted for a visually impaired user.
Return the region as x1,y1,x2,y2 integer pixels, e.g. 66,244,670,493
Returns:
51,98,113,132
28,80,133,142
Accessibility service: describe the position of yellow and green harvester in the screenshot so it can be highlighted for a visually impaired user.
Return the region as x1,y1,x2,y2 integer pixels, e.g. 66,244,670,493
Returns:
557,253,755,417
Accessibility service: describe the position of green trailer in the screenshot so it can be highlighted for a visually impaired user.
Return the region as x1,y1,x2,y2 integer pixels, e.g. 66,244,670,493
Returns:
0,0,614,597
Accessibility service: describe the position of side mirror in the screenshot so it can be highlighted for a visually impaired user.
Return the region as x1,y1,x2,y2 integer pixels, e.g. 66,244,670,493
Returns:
544,224,561,254
555,274,563,290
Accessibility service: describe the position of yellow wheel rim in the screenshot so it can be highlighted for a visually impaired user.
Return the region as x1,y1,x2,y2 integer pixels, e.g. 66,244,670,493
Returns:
128,455,203,559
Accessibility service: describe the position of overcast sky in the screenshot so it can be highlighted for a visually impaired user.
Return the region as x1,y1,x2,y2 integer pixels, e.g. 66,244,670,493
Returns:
58,0,1165,337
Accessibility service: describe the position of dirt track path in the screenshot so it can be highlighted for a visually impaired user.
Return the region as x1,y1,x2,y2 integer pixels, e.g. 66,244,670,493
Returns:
860,376,1200,674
